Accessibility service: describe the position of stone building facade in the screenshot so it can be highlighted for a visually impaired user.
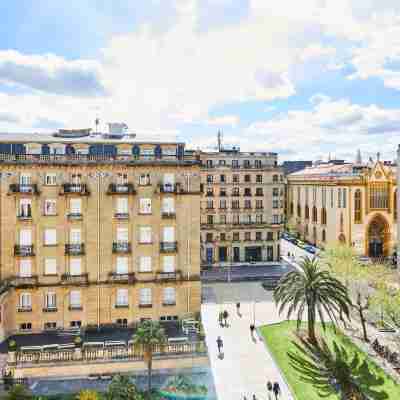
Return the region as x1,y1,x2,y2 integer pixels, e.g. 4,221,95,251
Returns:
0,132,201,339
199,149,285,266
287,159,397,257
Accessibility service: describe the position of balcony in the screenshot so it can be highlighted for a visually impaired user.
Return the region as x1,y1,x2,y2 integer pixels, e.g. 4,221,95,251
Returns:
9,184,39,195
14,245,35,257
17,306,32,313
159,183,178,193
67,213,83,220
12,275,38,287
156,270,182,282
61,273,88,286
65,243,85,255
60,183,89,195
108,272,136,284
160,242,178,253
68,305,83,311
161,211,176,219
43,307,58,312
114,213,129,220
17,213,32,221
163,300,176,306
107,183,135,195
112,242,131,253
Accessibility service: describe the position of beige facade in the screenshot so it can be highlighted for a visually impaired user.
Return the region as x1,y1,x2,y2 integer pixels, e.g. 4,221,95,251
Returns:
199,150,285,265
0,133,201,338
287,160,397,257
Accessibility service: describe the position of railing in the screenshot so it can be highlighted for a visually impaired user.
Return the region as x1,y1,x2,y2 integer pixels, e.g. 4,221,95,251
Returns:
156,270,182,281
17,213,32,220
161,211,176,219
107,183,136,194
42,307,58,312
14,245,34,256
67,213,83,220
108,272,136,284
65,244,85,255
114,213,129,220
61,183,90,195
12,341,206,365
9,184,39,195
112,242,131,253
159,183,178,193
160,242,178,253
17,306,32,313
61,273,89,285
12,276,38,287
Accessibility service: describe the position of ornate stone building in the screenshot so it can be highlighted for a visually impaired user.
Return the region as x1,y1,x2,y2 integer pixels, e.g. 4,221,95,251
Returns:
0,130,201,339
287,157,397,258
199,148,285,266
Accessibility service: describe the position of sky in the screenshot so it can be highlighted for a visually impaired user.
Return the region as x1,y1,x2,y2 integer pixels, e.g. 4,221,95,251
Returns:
0,0,400,162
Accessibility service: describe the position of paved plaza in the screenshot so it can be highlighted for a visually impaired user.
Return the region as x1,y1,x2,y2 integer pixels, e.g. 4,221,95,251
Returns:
201,282,294,400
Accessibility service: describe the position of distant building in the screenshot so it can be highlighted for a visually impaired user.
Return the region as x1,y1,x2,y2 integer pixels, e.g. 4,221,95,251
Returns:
282,161,312,175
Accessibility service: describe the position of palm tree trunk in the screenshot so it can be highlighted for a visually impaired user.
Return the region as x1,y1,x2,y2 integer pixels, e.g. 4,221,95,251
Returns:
308,307,317,343
146,349,153,399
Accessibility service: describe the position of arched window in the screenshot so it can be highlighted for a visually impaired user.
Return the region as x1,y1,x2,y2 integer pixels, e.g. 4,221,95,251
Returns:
305,205,309,220
321,207,327,225
394,190,397,221
354,189,362,223
312,206,317,223
322,229,326,242
297,204,301,218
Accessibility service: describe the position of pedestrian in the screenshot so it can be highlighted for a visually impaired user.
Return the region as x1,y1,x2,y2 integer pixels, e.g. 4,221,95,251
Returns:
250,323,255,338
216,336,223,356
273,382,281,399
218,311,223,327
236,302,241,316
223,309,229,327
267,381,273,400
252,395,257,400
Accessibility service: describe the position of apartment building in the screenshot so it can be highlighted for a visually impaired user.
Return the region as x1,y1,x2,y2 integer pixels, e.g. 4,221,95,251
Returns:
199,148,285,266
287,157,397,257
0,130,201,339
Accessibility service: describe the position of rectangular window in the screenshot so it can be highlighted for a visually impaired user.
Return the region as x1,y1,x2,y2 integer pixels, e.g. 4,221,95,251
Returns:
44,229,57,246
244,199,251,209
256,200,263,209
139,174,151,185
267,232,273,241
163,287,176,305
70,198,81,214
256,175,262,183
245,232,251,241
19,229,32,245
116,173,128,185
70,291,81,308
256,232,262,241
273,214,279,224
44,258,57,275
116,257,128,274
70,258,82,276
139,198,152,214
273,188,279,197
19,199,32,217
232,160,239,168
44,322,57,330
273,200,279,209
220,175,226,183
45,292,57,309
220,233,226,241
338,188,342,208
163,226,175,242
219,214,226,224
256,214,263,223
163,256,175,272
206,160,213,168
255,160,262,168
220,199,227,209
244,175,251,183
116,197,128,214
256,188,263,196
206,233,213,242
139,226,152,243
162,198,175,213
45,173,57,186
207,200,214,209
233,175,239,183
139,288,152,305
206,175,213,184
20,293,31,308
163,173,175,189
44,199,57,216
207,215,214,224
342,188,347,209
139,256,152,272
20,173,31,185
20,259,32,277
116,227,129,242
233,232,240,241
70,228,81,244
116,289,129,306
330,188,334,208
232,214,240,224
232,200,240,209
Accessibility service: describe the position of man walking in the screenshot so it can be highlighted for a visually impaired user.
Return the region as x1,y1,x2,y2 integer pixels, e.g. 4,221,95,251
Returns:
273,382,281,399
250,323,255,339
223,310,229,327
267,381,273,400
236,302,241,316
216,336,223,357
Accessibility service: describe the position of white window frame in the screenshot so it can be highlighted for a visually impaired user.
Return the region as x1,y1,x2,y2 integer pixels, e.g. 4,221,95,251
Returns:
163,256,175,273
162,198,175,213
70,290,81,308
163,226,175,242
45,292,57,309
116,289,129,307
44,228,57,246
19,259,32,277
44,258,57,275
44,199,57,216
139,174,151,186
19,229,32,245
19,199,32,217
116,257,129,274
139,198,152,214
70,258,82,276
70,198,81,214
116,227,129,242
20,293,32,309
116,197,128,214
139,226,152,244
70,229,81,244
45,173,57,186
139,256,152,272
163,287,176,305
139,288,152,305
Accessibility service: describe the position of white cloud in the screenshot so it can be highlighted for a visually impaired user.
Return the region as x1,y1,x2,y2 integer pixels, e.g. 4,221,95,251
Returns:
206,115,240,127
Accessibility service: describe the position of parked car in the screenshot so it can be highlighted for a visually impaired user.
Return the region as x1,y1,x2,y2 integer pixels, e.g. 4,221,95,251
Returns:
304,245,316,254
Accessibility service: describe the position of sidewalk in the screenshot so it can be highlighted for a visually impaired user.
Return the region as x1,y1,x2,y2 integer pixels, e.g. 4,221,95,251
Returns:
202,301,294,400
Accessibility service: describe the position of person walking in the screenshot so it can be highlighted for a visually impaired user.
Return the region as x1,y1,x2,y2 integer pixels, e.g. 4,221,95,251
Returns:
273,382,281,399
267,381,273,400
216,336,223,356
252,394,257,400
223,309,229,327
218,311,223,327
250,323,255,339
236,302,241,316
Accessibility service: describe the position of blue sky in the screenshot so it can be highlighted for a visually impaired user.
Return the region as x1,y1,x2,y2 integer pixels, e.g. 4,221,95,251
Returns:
0,0,400,161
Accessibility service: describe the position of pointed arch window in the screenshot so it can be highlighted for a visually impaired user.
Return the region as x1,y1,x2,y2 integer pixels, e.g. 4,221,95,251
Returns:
297,204,301,218
354,189,362,223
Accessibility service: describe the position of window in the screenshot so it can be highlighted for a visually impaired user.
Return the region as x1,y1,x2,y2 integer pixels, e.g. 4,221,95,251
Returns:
163,287,176,305
44,229,57,246
20,323,32,331
116,197,128,214
255,160,262,168
139,174,151,185
256,214,263,223
19,259,32,277
116,318,128,327
219,160,226,166
139,198,152,214
44,199,56,216
330,188,334,208
139,226,152,243
207,215,214,224
220,175,226,183
163,173,175,189
162,198,175,213
231,200,240,209
44,322,57,330
354,189,362,223
116,289,129,307
297,204,301,218
232,160,239,168
342,188,347,208
207,200,214,209
305,205,310,219
20,173,31,185
244,200,251,209
233,175,239,183
273,188,279,197
233,232,240,241
338,188,342,208
163,256,175,272
245,232,251,241
70,198,81,215
321,207,327,225
71,174,81,184
70,228,81,244
163,226,175,242
244,160,250,168
206,175,213,184
312,206,318,223
394,190,397,221
70,258,82,275
369,184,389,209
232,187,240,196
256,200,263,209
116,227,128,242
44,258,57,275
256,175,262,183
70,320,82,328
139,256,152,272
244,188,251,196
206,233,213,242
20,293,31,309
232,214,240,224
45,292,57,309
116,257,128,274
322,229,326,242
206,160,213,168
206,187,213,196
220,233,226,241
45,173,57,186
256,232,262,241
272,214,279,224
273,200,279,209
220,214,226,224
322,187,326,207
256,188,263,196
19,199,32,217
139,288,152,305
116,173,128,185
219,188,226,197
272,175,278,183
267,232,273,241
70,291,81,308
312,187,317,203
244,175,251,183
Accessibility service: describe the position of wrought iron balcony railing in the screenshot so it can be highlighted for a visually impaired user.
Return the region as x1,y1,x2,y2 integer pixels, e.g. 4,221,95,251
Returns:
14,245,35,256
12,276,38,287
161,211,176,219
108,272,136,284
156,270,182,281
160,242,178,253
107,183,135,195
65,244,85,255
60,183,89,195
61,273,89,285
9,184,39,195
112,242,131,253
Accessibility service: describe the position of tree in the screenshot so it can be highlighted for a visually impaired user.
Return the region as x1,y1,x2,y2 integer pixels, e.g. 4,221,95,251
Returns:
274,257,351,343
3,384,33,400
76,390,101,400
105,374,143,400
131,320,166,398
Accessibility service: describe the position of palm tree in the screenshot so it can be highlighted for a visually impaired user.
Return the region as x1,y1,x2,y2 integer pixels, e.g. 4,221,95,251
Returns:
105,374,143,400
132,320,166,398
274,257,351,343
